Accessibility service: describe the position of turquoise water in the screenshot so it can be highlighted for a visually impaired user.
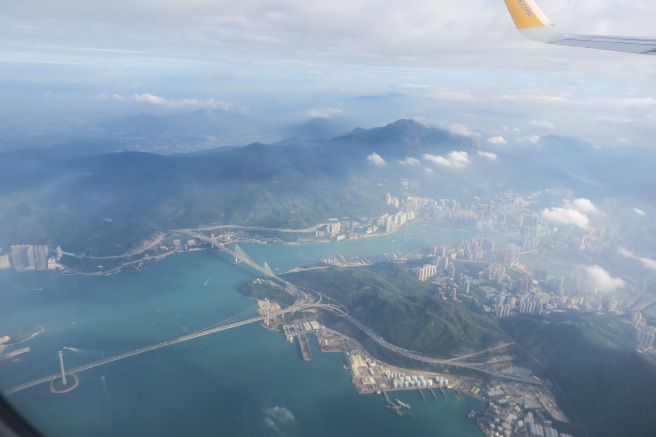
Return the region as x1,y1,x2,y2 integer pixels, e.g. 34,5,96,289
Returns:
0,223,484,436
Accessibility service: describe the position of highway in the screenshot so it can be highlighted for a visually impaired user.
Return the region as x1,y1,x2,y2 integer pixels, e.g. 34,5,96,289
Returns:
177,233,539,384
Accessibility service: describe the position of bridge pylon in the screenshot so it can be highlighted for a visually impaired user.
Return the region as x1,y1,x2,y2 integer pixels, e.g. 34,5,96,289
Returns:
265,299,270,326
50,350,79,394
263,262,276,277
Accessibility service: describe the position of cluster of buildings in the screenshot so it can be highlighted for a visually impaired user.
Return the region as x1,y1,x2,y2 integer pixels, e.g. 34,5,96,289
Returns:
0,244,63,272
632,312,656,351
480,403,573,437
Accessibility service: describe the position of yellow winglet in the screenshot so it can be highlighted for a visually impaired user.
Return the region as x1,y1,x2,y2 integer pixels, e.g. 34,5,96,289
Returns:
504,0,550,29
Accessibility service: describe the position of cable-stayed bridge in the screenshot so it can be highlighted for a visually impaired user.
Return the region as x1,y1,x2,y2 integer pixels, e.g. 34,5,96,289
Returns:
6,238,347,396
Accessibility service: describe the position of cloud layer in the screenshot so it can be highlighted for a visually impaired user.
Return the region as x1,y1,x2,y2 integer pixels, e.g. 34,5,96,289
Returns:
367,152,386,166
101,93,231,110
424,151,470,168
542,207,590,229
262,406,296,436
584,265,625,291
618,247,656,271
542,198,600,229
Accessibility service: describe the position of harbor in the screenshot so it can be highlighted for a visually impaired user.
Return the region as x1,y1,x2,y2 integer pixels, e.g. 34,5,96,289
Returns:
288,321,477,418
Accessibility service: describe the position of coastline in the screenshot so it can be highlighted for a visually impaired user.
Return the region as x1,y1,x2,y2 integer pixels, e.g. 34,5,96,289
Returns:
53,220,420,277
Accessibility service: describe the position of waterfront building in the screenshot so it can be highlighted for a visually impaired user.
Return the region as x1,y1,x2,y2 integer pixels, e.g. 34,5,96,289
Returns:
11,245,35,271
0,254,10,270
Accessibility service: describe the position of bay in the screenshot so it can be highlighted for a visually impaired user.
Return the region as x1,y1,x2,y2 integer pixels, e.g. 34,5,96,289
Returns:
0,223,484,436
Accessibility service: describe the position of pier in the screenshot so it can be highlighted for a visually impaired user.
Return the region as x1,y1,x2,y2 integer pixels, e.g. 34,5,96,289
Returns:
418,388,427,402
298,335,312,361
429,388,438,399
439,387,447,398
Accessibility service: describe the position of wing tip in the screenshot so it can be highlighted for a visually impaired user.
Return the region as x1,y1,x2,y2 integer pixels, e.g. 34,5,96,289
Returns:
504,0,551,30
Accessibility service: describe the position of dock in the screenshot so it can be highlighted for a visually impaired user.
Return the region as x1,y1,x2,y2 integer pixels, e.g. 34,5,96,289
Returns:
298,335,312,361
418,388,427,402
381,391,413,417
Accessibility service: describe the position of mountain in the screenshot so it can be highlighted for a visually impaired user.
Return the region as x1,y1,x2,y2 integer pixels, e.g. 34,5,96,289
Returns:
98,108,254,137
277,263,508,357
283,117,354,140
4,116,654,256
331,119,478,159
0,118,484,254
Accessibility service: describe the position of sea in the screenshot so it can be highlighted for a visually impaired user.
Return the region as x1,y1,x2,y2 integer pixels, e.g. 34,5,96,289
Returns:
0,223,485,437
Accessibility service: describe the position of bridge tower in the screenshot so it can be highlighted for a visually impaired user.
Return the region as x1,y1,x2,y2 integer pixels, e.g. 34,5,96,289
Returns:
265,299,270,326
263,262,276,277
50,350,79,394
58,351,67,386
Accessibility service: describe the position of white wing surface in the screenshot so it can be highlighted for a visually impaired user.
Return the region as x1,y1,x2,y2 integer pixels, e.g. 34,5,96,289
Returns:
503,0,656,55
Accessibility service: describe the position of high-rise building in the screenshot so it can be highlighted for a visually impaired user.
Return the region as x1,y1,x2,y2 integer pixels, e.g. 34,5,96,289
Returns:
9,244,49,271
447,264,456,279
34,245,49,270
10,245,35,271
415,264,437,281
0,255,10,270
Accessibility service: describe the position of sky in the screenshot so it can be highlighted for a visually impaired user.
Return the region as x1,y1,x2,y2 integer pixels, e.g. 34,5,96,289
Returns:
1,0,655,147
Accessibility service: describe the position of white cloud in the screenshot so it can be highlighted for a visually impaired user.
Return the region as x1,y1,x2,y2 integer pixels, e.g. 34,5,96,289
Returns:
517,135,540,144
448,124,481,138
487,136,507,145
428,90,477,102
134,93,168,106
306,107,342,118
528,120,555,131
367,152,386,166
567,172,604,187
477,151,497,160
424,151,470,168
448,151,470,167
584,265,625,291
398,156,420,165
105,93,233,110
634,207,646,216
262,406,296,436
424,154,451,167
618,247,656,271
398,83,430,89
542,207,589,229
567,198,599,214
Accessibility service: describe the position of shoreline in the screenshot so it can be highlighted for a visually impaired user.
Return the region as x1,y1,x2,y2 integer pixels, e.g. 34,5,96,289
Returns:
52,221,423,277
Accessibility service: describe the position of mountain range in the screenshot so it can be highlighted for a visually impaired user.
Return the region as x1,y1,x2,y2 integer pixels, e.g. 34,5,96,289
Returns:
1,113,655,255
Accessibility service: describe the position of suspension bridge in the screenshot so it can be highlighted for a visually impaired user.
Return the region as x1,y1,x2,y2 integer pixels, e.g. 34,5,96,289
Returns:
5,241,344,396
5,298,322,396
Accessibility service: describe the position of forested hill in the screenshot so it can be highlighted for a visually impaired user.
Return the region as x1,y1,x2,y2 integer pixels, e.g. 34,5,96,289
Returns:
501,313,656,437
284,263,509,356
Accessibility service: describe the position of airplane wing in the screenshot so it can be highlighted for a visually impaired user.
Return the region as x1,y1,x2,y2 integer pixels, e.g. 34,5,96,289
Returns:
503,0,656,55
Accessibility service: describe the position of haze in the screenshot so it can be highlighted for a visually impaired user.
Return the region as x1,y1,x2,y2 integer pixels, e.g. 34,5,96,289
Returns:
1,0,655,148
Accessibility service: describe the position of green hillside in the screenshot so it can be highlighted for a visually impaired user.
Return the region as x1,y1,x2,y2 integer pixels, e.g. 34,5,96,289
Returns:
501,313,656,437
284,263,508,356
